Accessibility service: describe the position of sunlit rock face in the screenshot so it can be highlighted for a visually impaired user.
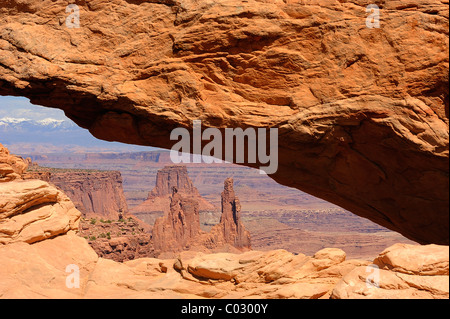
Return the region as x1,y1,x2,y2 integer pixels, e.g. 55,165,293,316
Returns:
152,177,251,256
0,0,448,244
0,143,81,245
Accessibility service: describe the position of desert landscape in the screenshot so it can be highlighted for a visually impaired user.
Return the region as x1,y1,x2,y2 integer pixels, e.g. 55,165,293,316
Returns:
0,0,448,302
1,143,448,300
23,150,416,260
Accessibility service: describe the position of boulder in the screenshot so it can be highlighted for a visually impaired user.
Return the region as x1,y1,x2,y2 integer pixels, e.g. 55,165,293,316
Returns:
0,180,81,244
0,143,28,182
330,244,449,299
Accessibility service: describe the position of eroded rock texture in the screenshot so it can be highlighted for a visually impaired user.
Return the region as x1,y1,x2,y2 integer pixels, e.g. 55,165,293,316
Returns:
0,143,28,182
204,177,251,249
152,187,203,255
25,167,129,220
0,0,448,244
1,235,448,299
331,243,449,299
152,177,251,256
0,144,81,245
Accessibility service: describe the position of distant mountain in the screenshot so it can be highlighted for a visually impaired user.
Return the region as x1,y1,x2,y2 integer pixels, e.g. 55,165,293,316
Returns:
0,116,155,153
0,116,93,145
0,117,77,132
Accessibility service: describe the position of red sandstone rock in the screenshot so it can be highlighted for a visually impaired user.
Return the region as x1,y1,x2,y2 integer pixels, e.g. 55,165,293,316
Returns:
48,170,128,220
0,145,81,245
0,0,447,244
131,165,216,224
25,165,128,220
331,243,449,299
80,217,153,262
0,143,28,182
152,187,203,255
202,178,251,250
151,177,251,257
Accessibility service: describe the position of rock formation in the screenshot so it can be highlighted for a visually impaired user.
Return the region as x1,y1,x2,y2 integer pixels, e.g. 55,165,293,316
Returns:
25,165,129,220
152,187,202,255
79,216,153,262
0,144,81,245
331,243,449,299
0,143,28,182
0,0,447,244
131,165,216,225
2,144,447,299
1,234,448,299
151,177,251,257
202,177,251,250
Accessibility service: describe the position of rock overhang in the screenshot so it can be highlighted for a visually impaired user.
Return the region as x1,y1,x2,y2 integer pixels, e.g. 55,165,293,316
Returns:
0,0,448,244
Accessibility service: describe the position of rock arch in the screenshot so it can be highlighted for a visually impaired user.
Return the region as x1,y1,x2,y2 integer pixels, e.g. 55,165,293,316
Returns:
0,0,448,244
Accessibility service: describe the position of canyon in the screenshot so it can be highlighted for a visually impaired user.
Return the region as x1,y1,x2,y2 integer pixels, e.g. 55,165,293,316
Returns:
1,142,448,299
23,155,254,260
24,150,415,260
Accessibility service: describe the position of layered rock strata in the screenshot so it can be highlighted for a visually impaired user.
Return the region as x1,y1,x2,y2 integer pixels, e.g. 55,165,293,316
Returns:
0,143,28,182
201,177,251,250
25,165,129,220
152,187,202,254
331,243,449,299
0,143,81,245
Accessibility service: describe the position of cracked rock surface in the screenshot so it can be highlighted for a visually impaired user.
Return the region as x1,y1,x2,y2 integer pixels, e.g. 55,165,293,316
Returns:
0,0,448,244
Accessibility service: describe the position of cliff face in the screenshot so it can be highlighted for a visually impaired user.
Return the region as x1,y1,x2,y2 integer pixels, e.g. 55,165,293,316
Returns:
78,216,152,262
150,165,199,198
26,167,128,220
152,188,202,254
0,0,447,244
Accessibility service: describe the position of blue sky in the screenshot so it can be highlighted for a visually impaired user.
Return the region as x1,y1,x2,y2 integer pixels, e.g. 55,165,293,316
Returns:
0,96,157,153
0,96,68,121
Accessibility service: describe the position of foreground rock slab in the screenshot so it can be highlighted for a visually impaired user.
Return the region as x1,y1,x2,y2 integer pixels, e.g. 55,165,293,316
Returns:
1,233,448,299
331,243,449,299
0,180,80,244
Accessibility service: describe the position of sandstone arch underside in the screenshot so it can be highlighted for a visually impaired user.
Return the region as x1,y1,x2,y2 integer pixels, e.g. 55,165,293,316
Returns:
0,0,448,244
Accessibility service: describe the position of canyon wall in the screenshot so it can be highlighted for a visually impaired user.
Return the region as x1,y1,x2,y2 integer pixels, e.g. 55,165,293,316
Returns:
0,0,447,244
152,188,203,255
25,166,128,220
